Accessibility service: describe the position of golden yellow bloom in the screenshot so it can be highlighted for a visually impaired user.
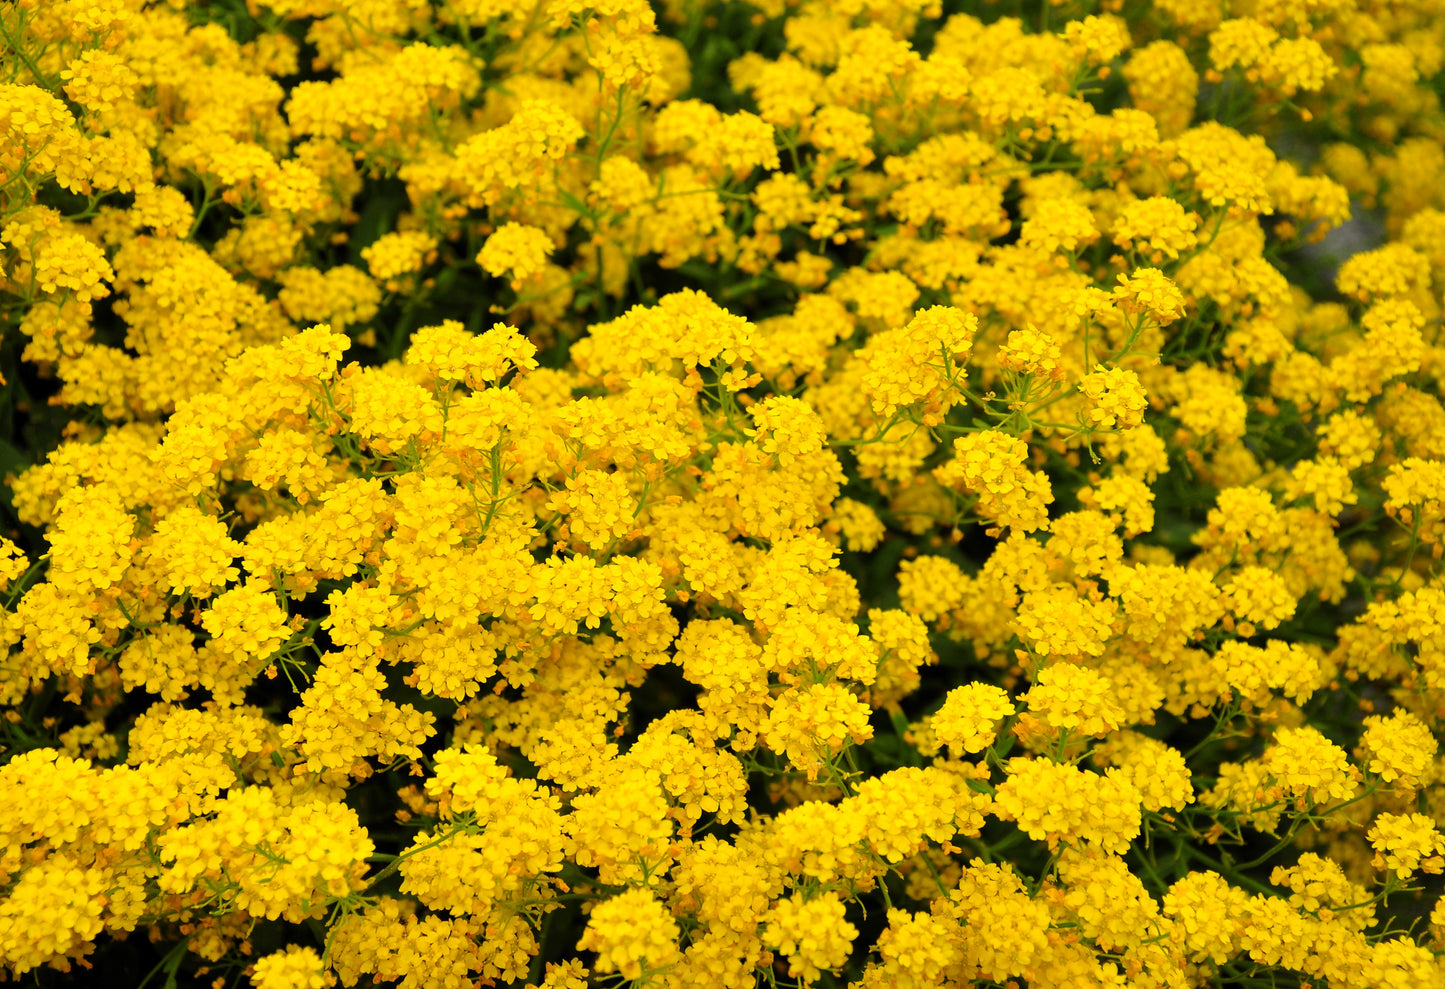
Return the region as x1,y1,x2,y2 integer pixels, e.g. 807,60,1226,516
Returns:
1113,267,1186,324
0,854,108,974
3,4,1444,986
251,946,334,989
1023,662,1125,738
1093,731,1194,812
762,892,857,984
1368,813,1445,878
1014,585,1116,659
406,319,539,388
1259,726,1360,809
45,483,133,594
361,230,438,284
854,306,977,421
1112,196,1200,262
941,859,1051,980
994,757,1142,854
477,222,555,287
1359,710,1438,791
1056,848,1162,951
763,681,874,781
930,683,1015,756
998,325,1064,381
149,504,241,597
577,888,681,981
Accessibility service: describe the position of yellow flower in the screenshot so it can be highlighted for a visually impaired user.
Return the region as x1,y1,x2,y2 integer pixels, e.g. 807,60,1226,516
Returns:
994,756,1142,854
1359,710,1438,790
930,682,1015,756
1023,662,1125,738
0,854,108,974
1014,586,1116,659
762,892,857,984
855,306,976,420
1079,364,1148,428
361,230,438,284
1092,732,1194,812
1259,726,1361,809
1219,565,1297,631
477,222,555,287
149,504,241,597
998,325,1064,381
763,681,874,781
1368,813,1445,878
251,946,334,989
577,888,680,981
1112,267,1186,324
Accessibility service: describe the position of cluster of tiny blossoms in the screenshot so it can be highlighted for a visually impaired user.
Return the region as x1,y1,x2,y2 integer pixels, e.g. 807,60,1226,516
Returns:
2,0,1445,987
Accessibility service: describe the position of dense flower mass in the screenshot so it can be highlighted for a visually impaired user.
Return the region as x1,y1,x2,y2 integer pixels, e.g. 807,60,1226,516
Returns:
1,0,1444,986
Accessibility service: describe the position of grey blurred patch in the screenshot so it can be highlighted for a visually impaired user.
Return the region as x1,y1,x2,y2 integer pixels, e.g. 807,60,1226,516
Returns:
1265,132,1386,297
1299,201,1386,295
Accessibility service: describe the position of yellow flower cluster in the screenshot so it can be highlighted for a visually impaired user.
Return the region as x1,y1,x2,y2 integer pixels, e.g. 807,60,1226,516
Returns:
2,0,1445,985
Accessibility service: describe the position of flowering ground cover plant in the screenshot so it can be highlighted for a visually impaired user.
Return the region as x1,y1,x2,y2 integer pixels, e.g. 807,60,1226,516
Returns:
2,0,1445,985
